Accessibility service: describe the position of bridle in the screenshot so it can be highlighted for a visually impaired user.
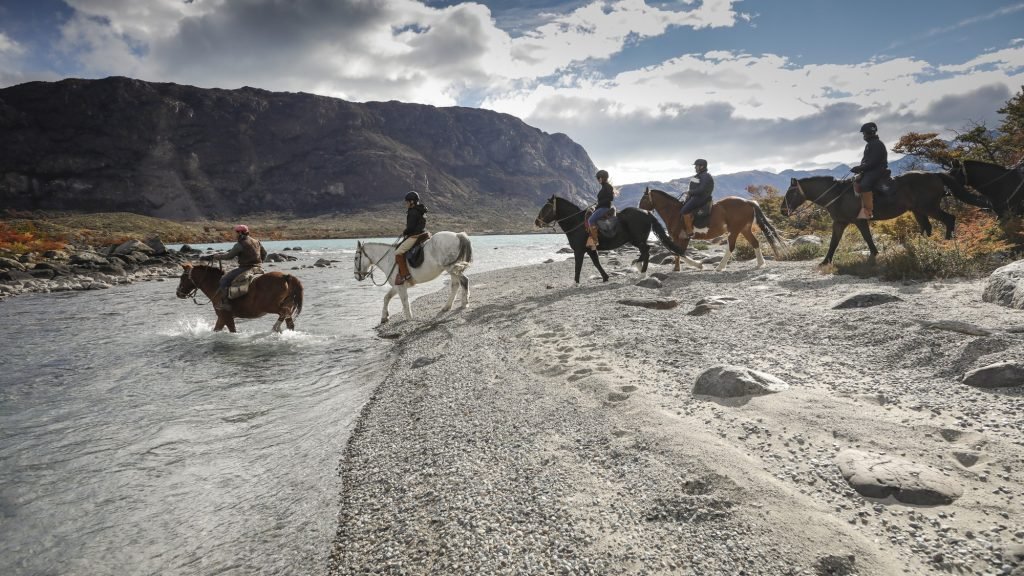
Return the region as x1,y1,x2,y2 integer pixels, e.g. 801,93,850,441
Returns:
177,265,210,305
539,196,591,234
960,160,1024,208
784,178,849,218
354,242,399,287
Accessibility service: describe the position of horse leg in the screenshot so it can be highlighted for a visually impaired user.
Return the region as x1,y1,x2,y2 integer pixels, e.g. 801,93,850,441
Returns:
636,243,650,277
272,317,284,332
398,285,414,321
741,228,765,268
588,250,609,282
854,220,879,258
931,209,955,240
442,273,459,312
458,274,470,308
380,286,399,324
912,211,933,237
823,221,847,265
286,316,295,330
674,255,681,272
225,315,237,333
213,313,225,332
573,252,585,284
716,233,740,271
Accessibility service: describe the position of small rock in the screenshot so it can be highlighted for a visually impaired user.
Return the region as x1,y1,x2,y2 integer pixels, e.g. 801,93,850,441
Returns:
635,277,662,289
692,365,789,398
962,361,1024,389
835,449,963,505
832,291,902,309
617,298,678,310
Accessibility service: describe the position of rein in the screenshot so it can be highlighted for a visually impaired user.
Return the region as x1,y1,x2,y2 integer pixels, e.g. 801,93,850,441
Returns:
356,243,400,287
963,162,1024,208
541,197,592,234
182,266,211,305
786,178,849,218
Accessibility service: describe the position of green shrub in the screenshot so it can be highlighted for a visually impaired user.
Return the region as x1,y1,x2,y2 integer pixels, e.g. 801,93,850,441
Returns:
777,242,824,261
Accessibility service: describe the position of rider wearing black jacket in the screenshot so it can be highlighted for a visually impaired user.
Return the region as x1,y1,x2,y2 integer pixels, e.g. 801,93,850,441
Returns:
679,159,714,239
851,122,888,219
394,191,429,285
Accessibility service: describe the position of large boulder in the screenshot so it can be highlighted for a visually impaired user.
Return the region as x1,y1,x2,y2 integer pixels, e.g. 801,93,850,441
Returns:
0,257,26,271
962,361,1024,389
69,251,109,266
692,366,789,398
113,239,155,256
144,236,168,255
983,259,1024,310
835,450,963,505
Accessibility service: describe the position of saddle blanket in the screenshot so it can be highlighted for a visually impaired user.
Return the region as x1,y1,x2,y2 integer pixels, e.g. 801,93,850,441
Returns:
406,232,432,268
693,198,713,229
227,266,264,299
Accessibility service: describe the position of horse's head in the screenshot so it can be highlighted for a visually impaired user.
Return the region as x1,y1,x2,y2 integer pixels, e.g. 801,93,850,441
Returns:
534,196,558,228
176,263,197,299
353,241,371,281
781,178,806,217
638,187,654,211
947,159,967,186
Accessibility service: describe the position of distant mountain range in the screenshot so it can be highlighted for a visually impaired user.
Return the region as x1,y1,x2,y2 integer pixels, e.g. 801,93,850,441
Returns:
616,156,941,207
0,77,596,219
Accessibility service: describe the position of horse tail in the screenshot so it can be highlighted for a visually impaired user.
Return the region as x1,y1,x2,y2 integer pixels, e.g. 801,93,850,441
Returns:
647,214,688,256
286,275,303,319
447,232,473,274
938,172,992,210
751,200,783,258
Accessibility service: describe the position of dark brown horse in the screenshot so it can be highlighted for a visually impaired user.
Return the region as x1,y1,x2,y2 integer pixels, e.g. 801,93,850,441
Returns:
947,159,1022,217
639,188,784,271
176,264,304,333
534,195,687,283
781,171,982,265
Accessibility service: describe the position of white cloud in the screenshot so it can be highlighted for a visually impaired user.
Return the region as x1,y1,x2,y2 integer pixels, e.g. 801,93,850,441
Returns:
5,0,1023,180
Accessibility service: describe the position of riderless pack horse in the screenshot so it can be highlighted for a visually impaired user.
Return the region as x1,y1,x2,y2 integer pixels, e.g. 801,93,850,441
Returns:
781,171,986,265
353,231,473,324
534,195,689,283
638,188,784,271
947,159,1023,217
176,264,304,333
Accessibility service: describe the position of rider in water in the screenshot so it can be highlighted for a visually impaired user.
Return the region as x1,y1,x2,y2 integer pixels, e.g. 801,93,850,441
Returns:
394,191,428,285
679,158,714,240
586,169,615,250
850,122,888,220
201,224,266,312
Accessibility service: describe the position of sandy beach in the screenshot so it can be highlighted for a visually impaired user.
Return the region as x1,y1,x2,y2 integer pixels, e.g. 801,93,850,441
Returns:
328,250,1024,575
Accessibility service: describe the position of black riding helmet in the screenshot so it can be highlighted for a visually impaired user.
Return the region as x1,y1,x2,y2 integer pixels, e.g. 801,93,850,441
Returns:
693,159,708,169
595,169,609,179
859,122,878,135
404,191,420,203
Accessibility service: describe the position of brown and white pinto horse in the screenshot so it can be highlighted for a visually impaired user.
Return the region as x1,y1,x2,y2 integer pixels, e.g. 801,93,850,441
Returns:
638,188,783,271
176,264,304,333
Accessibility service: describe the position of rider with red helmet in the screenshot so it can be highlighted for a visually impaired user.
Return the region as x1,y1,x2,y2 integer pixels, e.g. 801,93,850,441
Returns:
200,224,267,312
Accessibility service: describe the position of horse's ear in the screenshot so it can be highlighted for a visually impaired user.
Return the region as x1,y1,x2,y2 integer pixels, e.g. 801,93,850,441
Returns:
181,263,192,270
644,186,649,192
790,177,797,185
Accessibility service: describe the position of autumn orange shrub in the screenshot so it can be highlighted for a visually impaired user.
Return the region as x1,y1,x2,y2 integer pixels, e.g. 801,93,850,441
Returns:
0,222,67,255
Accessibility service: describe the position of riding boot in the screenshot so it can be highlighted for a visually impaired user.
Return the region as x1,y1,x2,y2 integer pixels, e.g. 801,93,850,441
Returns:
395,254,411,285
679,213,694,241
214,287,231,312
586,225,600,250
857,191,874,220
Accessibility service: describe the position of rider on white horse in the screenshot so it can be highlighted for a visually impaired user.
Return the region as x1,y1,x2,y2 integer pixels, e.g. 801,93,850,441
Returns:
395,191,429,285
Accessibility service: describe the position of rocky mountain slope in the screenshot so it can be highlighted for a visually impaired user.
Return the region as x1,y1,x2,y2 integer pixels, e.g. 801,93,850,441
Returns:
0,77,596,219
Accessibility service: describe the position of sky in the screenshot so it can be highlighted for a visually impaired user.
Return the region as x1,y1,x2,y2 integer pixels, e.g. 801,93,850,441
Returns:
1,0,1023,183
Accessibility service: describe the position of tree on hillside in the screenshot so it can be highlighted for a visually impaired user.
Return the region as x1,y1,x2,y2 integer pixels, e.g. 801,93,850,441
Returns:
894,85,1024,167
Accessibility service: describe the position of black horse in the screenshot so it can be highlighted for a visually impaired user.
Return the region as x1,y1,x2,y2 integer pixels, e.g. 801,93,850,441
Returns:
534,195,688,283
948,159,1024,217
781,172,987,265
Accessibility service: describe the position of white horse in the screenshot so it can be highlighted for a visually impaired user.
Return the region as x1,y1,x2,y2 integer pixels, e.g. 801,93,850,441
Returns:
353,231,473,324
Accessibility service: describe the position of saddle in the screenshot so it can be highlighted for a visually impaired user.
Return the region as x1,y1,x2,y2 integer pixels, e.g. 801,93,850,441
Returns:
585,207,619,236
227,266,264,299
692,197,713,229
405,232,432,268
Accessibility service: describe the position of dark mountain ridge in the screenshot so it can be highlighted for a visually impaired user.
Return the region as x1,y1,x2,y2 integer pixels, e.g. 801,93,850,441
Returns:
0,77,596,219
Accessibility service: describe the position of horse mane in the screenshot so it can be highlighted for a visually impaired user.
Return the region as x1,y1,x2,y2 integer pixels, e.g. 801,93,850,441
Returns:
801,175,837,184
192,264,225,277
963,159,1010,171
649,189,679,202
552,195,583,211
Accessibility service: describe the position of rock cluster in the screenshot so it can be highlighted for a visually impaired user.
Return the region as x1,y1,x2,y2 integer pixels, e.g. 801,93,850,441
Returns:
0,238,192,299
